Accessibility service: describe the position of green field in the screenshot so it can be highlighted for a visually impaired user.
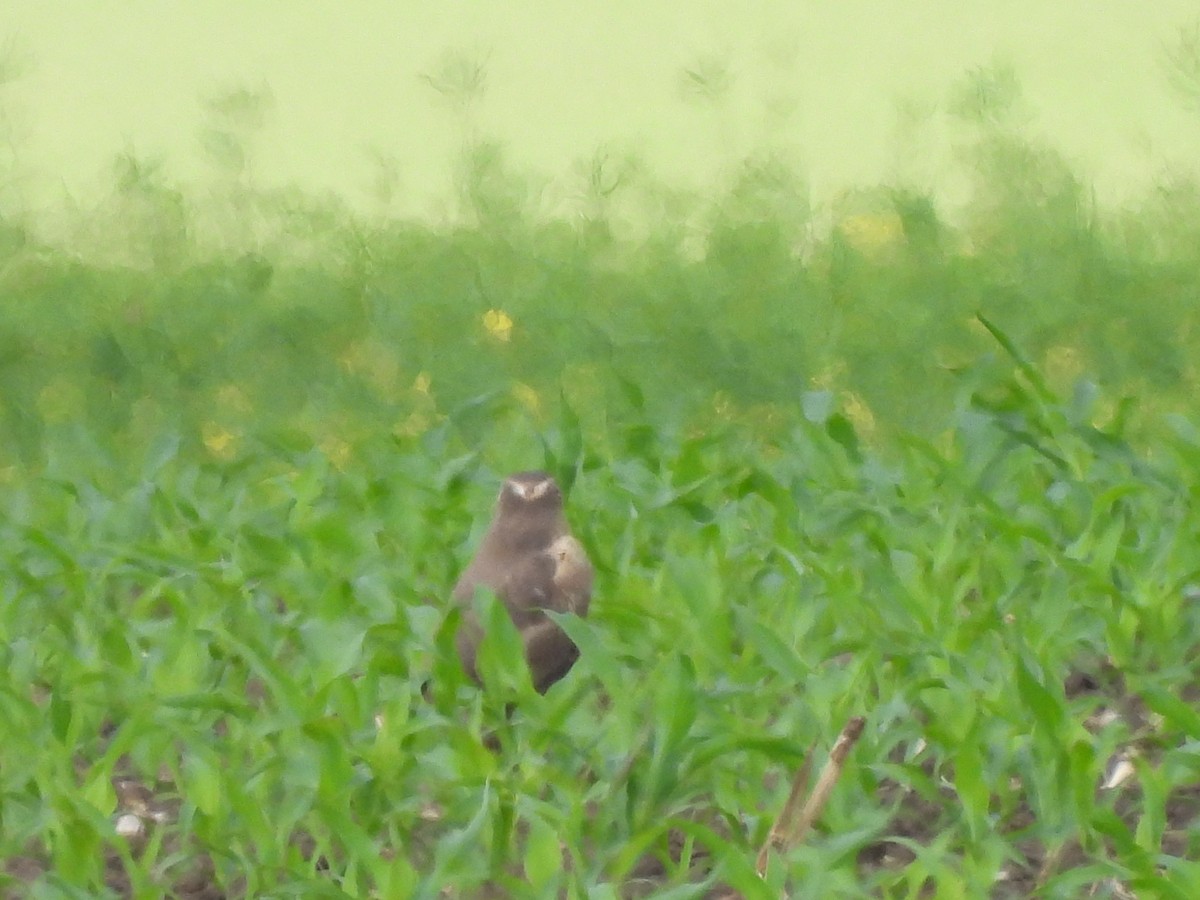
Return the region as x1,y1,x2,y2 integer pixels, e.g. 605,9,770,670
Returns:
3,79,1200,898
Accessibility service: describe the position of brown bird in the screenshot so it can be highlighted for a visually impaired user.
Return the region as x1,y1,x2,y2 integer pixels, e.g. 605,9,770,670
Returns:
453,471,594,693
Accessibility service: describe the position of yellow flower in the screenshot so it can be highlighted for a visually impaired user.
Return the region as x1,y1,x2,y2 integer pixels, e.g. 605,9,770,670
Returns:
202,422,237,459
841,391,876,437
482,309,514,342
512,382,541,416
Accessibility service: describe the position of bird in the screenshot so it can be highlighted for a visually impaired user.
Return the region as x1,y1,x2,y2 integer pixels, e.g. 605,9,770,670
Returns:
452,471,594,694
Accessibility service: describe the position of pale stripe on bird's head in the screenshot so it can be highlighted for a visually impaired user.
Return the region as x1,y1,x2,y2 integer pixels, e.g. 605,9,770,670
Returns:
502,471,559,503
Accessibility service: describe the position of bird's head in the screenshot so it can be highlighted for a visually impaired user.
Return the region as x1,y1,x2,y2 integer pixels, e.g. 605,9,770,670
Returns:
497,471,563,514
488,471,567,552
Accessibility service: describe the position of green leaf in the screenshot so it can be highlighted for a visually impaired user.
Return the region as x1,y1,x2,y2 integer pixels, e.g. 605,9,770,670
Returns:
952,741,989,843
974,312,1056,405
826,413,861,460
49,688,72,743
426,781,494,890
523,815,563,891
299,617,367,687
1014,653,1065,737
1141,685,1200,738
550,612,621,696
82,769,116,816
182,750,222,816
473,589,533,699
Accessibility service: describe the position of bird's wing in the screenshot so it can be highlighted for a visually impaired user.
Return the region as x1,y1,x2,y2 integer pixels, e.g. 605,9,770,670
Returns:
498,552,558,626
549,536,594,617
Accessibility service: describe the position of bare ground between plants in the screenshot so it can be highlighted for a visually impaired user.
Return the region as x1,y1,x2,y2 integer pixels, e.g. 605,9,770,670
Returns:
5,666,1198,899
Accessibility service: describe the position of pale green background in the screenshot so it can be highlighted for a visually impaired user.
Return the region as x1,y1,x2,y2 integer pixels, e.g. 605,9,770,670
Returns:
1,2,1197,219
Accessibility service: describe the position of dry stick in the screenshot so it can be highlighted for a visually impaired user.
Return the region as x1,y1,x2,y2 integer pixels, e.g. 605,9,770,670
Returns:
784,716,865,844
756,716,867,878
755,743,815,876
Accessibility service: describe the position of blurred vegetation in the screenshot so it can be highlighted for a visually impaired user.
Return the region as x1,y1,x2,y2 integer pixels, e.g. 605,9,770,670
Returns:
2,47,1200,896
0,60,1197,481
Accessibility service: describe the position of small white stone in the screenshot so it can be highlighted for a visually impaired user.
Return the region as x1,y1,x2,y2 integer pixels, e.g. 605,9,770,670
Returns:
115,814,145,838
1088,708,1121,729
419,802,443,821
1102,757,1136,790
